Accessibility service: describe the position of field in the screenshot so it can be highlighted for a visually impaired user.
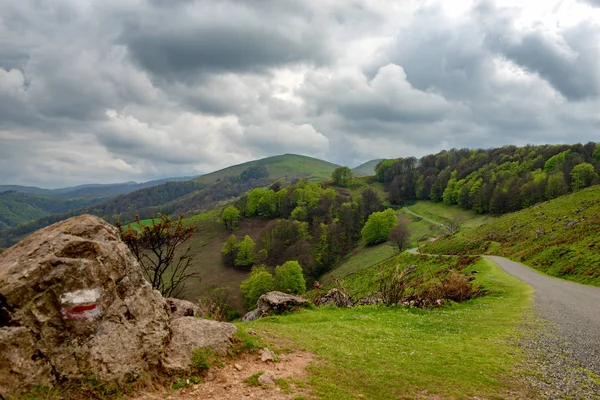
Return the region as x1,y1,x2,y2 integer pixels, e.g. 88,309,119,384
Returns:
244,256,534,399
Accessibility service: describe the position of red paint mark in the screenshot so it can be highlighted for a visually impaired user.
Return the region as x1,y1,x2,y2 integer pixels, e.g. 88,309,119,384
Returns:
63,303,101,320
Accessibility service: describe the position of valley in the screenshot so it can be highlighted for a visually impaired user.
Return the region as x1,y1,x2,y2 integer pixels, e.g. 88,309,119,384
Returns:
3,143,600,399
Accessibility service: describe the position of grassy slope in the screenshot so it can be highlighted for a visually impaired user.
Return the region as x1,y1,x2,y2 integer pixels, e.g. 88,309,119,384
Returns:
351,159,382,177
193,154,340,186
407,201,495,229
244,256,533,399
320,201,492,286
424,185,600,286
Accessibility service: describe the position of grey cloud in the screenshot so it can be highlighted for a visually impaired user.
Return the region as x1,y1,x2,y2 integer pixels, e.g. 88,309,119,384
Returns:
121,0,332,82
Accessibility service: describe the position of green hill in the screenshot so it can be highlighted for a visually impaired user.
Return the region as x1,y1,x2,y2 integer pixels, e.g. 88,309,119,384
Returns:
0,191,107,230
351,159,382,177
192,153,340,185
424,185,600,286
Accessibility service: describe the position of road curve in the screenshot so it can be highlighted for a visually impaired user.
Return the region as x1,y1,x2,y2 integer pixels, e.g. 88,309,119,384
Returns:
486,255,600,374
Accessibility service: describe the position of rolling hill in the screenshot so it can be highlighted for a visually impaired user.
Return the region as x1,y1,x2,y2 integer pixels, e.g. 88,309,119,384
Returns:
0,154,340,248
351,159,382,177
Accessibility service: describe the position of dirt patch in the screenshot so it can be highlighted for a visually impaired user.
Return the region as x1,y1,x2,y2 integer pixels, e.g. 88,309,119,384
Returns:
136,350,315,400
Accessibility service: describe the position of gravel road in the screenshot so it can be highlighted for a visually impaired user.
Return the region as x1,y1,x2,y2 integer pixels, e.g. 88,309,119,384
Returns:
486,256,600,375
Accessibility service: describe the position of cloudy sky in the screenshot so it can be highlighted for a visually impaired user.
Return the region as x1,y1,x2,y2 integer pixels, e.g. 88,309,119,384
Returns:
1,0,599,188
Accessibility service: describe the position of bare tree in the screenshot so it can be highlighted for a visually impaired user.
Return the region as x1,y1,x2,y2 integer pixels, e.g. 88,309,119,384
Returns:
117,214,198,298
389,223,410,253
441,216,465,235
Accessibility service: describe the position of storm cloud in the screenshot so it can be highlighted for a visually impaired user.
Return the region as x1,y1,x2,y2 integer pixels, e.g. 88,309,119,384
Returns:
1,0,599,187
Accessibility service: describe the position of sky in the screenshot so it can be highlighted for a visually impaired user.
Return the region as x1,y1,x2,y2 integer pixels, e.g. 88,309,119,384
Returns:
1,0,599,188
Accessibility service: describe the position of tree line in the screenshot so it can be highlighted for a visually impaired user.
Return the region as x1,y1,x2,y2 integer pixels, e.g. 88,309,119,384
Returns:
377,142,600,214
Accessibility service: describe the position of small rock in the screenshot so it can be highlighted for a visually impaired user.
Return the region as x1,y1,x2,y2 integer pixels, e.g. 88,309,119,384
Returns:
246,328,257,336
234,363,243,371
259,347,276,362
258,372,276,387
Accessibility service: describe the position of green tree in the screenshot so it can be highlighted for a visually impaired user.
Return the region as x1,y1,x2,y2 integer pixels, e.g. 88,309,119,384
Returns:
331,166,354,187
221,205,240,231
235,235,256,268
570,163,598,191
274,260,306,294
240,266,275,309
545,172,568,199
221,234,239,266
361,209,398,246
117,214,197,298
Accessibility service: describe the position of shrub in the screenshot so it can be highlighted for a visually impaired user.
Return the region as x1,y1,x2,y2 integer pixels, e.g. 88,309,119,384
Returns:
240,266,275,309
274,261,306,294
191,348,221,372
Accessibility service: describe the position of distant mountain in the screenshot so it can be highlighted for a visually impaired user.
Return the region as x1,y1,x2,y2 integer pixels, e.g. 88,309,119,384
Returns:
0,154,340,248
0,185,54,195
352,159,383,177
0,175,198,198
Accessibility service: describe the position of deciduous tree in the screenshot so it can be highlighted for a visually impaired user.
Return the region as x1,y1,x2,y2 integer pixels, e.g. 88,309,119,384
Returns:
117,214,197,298
361,209,398,246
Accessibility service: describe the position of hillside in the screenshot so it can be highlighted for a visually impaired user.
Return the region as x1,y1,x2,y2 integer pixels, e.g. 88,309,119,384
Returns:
0,191,107,230
424,185,600,286
192,153,340,186
351,159,382,177
0,154,340,248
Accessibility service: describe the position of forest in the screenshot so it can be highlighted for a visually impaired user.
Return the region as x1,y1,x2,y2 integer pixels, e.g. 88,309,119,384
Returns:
377,142,600,214
222,180,384,282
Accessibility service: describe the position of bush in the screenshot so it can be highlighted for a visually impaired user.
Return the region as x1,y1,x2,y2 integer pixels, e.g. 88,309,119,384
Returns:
274,261,306,294
240,266,275,309
191,348,221,372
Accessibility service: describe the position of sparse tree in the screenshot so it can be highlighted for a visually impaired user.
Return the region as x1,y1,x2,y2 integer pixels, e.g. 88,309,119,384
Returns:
389,224,410,253
221,234,239,266
117,214,198,298
221,205,240,231
441,216,464,236
331,166,354,187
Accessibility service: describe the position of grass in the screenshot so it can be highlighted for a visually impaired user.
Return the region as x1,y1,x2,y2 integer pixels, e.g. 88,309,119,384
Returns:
407,201,495,229
192,154,340,186
424,185,600,286
319,242,397,284
243,257,533,399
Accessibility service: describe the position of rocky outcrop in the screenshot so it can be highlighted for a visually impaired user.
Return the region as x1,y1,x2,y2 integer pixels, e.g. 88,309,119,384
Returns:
166,298,202,319
316,288,354,307
0,215,235,396
242,291,309,322
162,318,236,375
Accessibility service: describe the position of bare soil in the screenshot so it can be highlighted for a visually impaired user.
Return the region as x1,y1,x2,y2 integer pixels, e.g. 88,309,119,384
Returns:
136,350,315,400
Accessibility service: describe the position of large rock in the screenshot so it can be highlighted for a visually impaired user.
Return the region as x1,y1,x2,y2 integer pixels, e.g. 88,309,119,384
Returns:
162,317,237,375
316,288,354,307
0,215,171,396
0,214,238,396
242,291,309,321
